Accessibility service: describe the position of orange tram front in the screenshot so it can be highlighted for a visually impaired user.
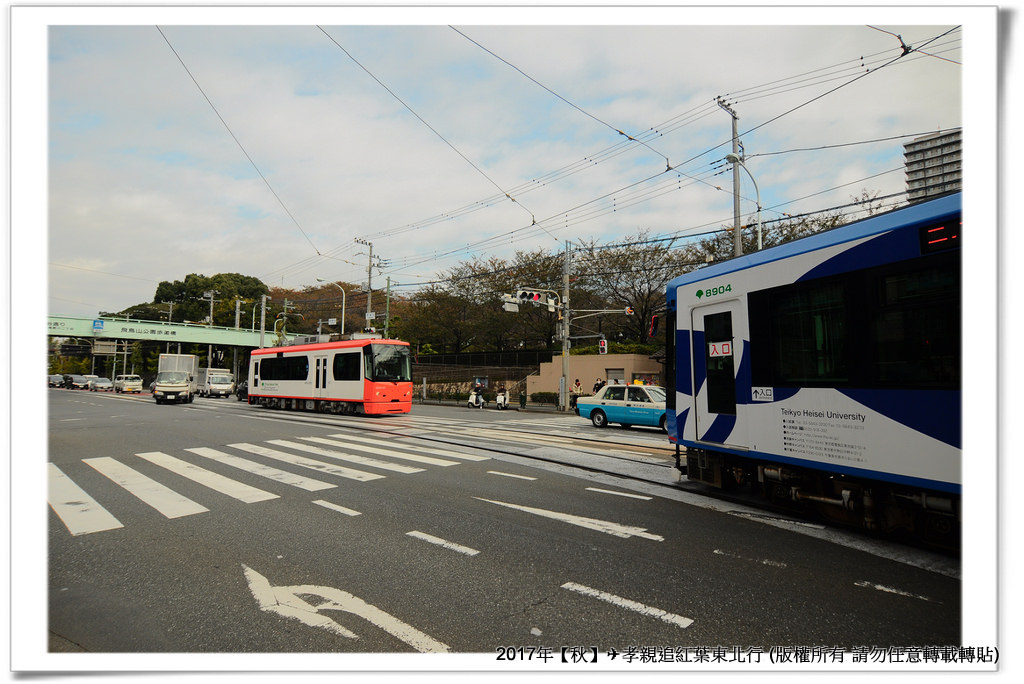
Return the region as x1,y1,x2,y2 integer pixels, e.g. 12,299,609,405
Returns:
247,338,413,415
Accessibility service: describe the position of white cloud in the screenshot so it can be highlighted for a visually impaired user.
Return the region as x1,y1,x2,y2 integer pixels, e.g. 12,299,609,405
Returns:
20,9,979,318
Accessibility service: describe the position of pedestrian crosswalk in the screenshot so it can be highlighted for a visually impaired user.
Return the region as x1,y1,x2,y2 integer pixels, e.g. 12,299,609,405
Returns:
48,431,491,537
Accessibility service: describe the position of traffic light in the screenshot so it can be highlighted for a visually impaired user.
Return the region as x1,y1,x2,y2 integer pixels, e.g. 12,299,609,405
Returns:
517,289,557,312
598,338,608,355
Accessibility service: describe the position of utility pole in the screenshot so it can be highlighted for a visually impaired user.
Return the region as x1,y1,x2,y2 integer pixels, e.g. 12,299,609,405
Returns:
385,277,391,338
259,295,270,349
355,238,374,327
560,241,571,412
203,290,220,367
717,97,743,257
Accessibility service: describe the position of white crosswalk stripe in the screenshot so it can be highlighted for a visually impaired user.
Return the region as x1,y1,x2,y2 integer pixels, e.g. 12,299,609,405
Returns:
48,463,124,536
185,447,337,492
83,456,209,519
266,439,424,474
300,435,460,467
228,442,386,482
51,431,487,536
136,451,279,503
327,433,490,461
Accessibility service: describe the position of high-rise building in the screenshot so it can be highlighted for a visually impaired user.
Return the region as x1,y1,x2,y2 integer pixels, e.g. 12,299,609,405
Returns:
904,128,962,201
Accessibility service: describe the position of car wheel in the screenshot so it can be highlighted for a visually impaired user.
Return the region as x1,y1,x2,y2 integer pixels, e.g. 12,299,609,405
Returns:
591,410,608,428
660,415,667,433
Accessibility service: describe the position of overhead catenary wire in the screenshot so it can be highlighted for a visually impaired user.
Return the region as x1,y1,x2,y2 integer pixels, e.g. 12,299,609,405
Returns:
156,26,323,258
315,25,551,239
261,26,960,289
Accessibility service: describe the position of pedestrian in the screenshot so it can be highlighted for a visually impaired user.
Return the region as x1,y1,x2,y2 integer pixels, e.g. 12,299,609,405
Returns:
570,379,582,409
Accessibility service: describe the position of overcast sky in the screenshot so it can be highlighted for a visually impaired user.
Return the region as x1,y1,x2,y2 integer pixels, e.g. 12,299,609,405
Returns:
16,6,993,320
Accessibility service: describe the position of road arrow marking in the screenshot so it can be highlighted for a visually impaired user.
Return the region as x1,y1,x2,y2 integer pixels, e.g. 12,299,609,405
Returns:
474,497,664,541
241,565,450,652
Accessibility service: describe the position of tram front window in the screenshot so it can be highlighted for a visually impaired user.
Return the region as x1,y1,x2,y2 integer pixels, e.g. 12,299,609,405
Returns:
366,344,412,382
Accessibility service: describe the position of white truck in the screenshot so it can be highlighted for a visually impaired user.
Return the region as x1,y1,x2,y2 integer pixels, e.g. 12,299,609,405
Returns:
197,368,235,398
153,354,198,404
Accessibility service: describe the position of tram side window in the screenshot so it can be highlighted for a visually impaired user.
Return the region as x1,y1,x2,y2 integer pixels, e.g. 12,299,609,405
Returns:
333,352,362,382
752,281,849,386
867,258,959,388
259,355,310,381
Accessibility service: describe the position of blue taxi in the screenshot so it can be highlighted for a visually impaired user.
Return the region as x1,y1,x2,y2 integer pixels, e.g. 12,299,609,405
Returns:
575,384,667,432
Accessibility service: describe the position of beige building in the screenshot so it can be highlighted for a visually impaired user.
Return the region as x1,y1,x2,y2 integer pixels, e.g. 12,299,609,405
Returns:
526,353,664,397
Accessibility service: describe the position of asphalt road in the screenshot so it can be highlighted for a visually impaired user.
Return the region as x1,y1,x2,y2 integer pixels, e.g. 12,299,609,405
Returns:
41,388,963,668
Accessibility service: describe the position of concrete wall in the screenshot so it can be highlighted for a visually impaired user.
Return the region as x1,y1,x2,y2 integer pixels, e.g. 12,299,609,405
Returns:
526,353,663,397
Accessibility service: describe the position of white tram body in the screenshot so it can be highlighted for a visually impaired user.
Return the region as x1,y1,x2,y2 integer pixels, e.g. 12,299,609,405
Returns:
248,338,413,415
665,193,960,542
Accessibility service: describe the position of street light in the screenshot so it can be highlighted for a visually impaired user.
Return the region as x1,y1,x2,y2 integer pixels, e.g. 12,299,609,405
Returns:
725,153,762,251
316,278,347,336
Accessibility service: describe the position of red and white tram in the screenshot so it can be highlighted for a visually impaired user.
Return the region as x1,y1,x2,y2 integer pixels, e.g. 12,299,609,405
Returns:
247,339,413,415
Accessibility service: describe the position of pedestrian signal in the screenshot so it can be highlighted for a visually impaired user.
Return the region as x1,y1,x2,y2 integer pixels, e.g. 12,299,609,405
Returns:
598,338,608,355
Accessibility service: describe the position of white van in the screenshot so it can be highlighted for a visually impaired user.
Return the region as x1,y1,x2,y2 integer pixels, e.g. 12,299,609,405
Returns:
114,374,144,393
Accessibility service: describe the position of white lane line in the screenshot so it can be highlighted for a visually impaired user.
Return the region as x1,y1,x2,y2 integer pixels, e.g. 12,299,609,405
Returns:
300,436,458,467
487,471,537,481
313,500,361,517
853,580,939,603
406,531,480,556
228,443,384,482
328,433,490,461
47,463,124,536
561,582,694,629
136,451,279,503
83,457,209,519
474,497,664,541
585,487,652,500
268,439,424,474
186,447,336,492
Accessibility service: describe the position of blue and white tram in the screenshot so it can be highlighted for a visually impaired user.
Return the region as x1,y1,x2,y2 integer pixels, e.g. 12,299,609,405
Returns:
665,193,960,546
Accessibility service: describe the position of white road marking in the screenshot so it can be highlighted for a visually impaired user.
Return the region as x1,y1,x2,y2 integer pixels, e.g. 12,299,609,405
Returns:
83,457,208,519
328,433,490,461
241,564,450,652
487,471,537,481
561,582,694,629
406,530,480,556
854,580,939,603
268,439,423,474
300,436,458,467
136,451,279,503
228,443,385,482
186,447,336,492
712,549,788,568
474,497,664,541
313,500,361,517
47,463,124,536
585,487,652,500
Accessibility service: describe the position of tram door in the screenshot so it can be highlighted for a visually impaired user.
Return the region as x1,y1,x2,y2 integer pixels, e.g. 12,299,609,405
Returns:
691,300,747,449
313,354,329,400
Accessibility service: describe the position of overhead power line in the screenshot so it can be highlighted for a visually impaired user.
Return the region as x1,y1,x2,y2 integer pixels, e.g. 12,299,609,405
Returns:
316,25,550,238
156,26,322,257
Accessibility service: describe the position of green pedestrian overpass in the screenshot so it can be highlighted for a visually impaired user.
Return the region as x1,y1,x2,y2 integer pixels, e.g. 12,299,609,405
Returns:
47,315,299,348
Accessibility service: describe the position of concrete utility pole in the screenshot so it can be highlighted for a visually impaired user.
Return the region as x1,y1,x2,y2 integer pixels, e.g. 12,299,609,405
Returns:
560,242,571,412
355,238,374,326
717,97,743,257
259,295,270,349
